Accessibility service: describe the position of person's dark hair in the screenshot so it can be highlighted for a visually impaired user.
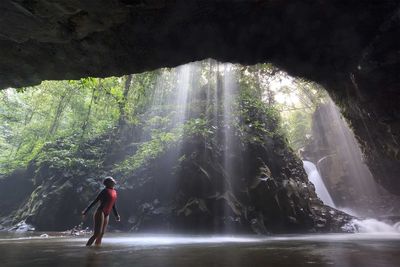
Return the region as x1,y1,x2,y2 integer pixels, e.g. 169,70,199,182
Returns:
103,176,116,187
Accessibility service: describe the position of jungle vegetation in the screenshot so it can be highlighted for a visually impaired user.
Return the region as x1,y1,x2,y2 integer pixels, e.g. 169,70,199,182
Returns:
0,60,326,177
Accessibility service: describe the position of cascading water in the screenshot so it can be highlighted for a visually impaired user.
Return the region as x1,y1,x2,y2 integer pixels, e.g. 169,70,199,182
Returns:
351,219,400,233
300,97,400,233
303,159,400,233
304,99,400,217
302,160,336,208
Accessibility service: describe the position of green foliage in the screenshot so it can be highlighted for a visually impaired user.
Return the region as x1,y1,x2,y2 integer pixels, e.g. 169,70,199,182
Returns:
235,87,282,144
0,72,158,175
115,128,182,175
33,135,104,176
282,111,312,151
115,117,211,175
275,80,328,151
0,59,328,178
183,118,212,138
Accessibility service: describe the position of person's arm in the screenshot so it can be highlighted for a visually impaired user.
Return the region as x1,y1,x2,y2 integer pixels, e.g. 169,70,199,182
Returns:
112,203,120,221
82,190,104,215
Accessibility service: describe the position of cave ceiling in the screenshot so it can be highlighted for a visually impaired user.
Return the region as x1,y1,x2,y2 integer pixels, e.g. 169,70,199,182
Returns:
0,0,395,89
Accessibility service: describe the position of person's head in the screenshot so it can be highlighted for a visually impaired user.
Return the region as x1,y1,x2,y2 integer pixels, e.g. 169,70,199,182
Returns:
103,176,116,188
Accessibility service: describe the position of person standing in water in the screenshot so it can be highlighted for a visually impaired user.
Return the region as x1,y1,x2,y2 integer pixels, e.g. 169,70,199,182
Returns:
82,176,120,246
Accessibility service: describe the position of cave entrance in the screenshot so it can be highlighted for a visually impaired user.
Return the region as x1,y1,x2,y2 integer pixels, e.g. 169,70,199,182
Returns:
0,59,399,232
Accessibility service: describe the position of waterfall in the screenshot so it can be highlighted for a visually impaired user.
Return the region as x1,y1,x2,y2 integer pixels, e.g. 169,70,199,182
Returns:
350,219,400,233
306,99,400,217
302,160,336,208
303,160,400,233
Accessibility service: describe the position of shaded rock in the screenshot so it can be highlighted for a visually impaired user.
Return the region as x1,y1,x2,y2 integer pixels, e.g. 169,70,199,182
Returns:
0,168,34,218
8,220,35,232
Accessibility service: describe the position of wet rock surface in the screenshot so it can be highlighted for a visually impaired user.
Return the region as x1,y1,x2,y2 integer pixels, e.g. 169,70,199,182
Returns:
0,115,352,233
116,136,351,234
0,168,34,226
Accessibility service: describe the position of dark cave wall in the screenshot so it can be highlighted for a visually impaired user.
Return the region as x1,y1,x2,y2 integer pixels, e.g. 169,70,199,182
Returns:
327,11,400,194
0,0,399,193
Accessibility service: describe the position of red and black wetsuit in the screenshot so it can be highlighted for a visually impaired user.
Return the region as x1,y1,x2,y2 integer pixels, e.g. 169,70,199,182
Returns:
83,188,119,217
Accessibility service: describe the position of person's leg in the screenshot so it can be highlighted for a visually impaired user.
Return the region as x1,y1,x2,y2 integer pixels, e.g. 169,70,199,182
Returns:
95,214,109,245
86,210,104,246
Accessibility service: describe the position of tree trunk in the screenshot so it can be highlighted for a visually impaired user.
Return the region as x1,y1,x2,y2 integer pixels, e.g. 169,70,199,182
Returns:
81,81,99,139
118,74,133,127
48,93,68,137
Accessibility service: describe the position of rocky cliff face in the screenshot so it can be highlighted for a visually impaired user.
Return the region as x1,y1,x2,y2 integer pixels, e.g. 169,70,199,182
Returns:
0,168,33,228
0,133,351,233
114,126,349,234
0,96,351,233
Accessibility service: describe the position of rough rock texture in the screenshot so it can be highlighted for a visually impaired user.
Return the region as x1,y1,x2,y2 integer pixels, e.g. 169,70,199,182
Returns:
119,137,350,234
0,89,353,232
0,128,351,233
0,1,399,193
0,168,33,220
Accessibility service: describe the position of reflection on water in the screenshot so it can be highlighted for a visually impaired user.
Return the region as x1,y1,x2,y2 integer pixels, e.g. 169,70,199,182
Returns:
1,233,400,267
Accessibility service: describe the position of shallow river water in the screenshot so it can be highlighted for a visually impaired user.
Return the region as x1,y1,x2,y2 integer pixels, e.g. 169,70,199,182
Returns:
1,233,400,267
